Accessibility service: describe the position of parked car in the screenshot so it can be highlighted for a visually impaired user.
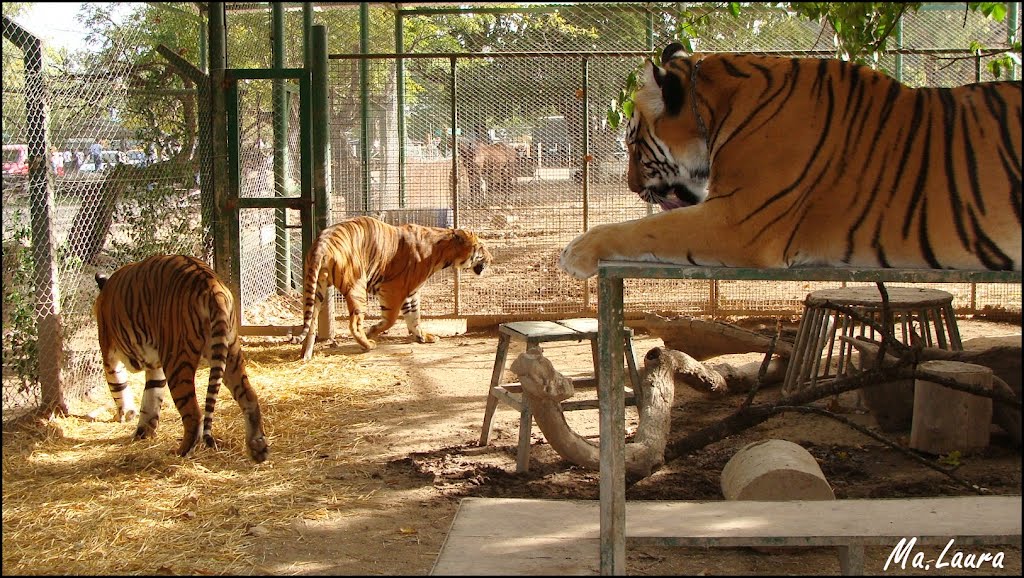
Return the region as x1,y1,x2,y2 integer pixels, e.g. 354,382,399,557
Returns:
2,144,29,177
79,150,124,172
123,149,148,167
3,144,64,183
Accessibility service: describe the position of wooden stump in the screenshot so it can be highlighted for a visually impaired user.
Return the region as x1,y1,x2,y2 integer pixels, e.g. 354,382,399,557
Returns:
720,439,835,501
910,360,993,456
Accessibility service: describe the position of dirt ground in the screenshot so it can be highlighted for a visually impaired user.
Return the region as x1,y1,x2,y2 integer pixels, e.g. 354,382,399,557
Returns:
247,316,1021,576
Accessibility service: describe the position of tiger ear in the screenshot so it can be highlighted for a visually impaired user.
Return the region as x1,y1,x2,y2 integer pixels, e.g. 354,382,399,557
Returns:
661,42,688,64
643,60,684,117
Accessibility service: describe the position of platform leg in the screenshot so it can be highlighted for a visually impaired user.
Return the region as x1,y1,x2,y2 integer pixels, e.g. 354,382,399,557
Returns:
838,544,865,575
515,399,533,473
479,335,511,446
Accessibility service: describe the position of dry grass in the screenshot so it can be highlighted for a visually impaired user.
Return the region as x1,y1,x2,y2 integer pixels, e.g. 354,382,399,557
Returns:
2,338,407,575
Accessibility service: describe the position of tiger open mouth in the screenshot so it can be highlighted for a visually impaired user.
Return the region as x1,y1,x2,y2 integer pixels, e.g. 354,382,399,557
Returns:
639,185,703,211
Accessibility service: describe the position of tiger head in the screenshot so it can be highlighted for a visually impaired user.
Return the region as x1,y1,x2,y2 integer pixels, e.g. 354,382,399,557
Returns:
626,42,710,212
450,229,493,276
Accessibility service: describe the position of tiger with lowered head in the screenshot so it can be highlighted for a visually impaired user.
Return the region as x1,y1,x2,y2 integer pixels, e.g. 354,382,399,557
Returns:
560,43,1021,278
293,215,493,360
94,254,269,463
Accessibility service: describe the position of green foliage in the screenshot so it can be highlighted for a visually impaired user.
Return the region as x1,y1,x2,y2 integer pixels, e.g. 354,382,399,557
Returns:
938,450,963,468
2,212,40,393
790,2,922,65
966,2,1022,79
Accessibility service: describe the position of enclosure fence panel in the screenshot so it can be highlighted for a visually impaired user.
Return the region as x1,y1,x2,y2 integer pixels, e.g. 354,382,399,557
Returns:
3,2,1021,421
3,3,211,420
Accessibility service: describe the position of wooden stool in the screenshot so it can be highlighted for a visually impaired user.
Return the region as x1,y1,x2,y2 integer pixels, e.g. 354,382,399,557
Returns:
479,318,641,473
781,286,962,398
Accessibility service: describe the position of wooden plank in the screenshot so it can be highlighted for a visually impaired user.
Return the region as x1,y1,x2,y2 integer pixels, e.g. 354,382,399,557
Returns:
501,320,593,342
555,318,600,333
432,497,1022,575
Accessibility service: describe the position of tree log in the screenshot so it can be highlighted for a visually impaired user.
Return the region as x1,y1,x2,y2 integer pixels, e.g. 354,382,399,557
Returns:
644,314,794,360
843,337,1021,445
910,361,993,456
510,346,677,479
721,439,835,501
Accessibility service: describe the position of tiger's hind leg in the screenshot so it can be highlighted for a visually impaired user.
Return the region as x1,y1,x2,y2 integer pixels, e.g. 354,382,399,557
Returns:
297,269,330,361
134,367,167,441
366,288,407,344
102,356,137,423
163,349,204,458
346,283,376,351
399,292,437,344
223,343,269,463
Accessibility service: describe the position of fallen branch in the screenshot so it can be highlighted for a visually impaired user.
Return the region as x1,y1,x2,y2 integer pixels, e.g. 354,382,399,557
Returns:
776,405,989,495
510,346,679,478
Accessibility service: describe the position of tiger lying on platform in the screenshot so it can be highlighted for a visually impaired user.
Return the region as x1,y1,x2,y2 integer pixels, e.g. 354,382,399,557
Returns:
293,215,493,360
560,43,1021,278
94,254,269,463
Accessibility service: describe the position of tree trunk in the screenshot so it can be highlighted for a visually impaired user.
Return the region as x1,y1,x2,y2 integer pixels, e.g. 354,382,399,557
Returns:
910,361,993,455
644,313,794,360
510,346,677,479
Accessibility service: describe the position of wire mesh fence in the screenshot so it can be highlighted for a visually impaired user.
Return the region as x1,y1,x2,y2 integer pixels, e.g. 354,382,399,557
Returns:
3,2,211,419
3,2,1021,421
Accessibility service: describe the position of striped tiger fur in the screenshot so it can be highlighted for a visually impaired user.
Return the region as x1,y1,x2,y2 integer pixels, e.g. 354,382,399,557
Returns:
93,254,268,463
293,215,492,360
560,43,1021,278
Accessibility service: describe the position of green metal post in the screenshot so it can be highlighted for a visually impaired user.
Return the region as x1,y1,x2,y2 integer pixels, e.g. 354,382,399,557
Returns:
450,57,459,230
199,17,208,73
396,11,406,207
272,2,291,293
360,2,371,212
450,56,461,314
895,16,903,82
645,9,655,217
303,2,313,69
312,24,334,340
581,56,592,311
208,2,239,323
1009,2,1020,81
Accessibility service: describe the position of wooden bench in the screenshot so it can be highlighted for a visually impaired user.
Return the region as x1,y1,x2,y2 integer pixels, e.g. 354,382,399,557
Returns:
478,318,641,473
431,496,1022,575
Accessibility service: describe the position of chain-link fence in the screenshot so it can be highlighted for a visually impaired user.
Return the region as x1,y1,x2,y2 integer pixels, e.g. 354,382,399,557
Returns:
3,2,1021,421
3,3,211,419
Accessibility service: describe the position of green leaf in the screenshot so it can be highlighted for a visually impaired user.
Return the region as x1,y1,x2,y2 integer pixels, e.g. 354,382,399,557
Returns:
622,99,634,119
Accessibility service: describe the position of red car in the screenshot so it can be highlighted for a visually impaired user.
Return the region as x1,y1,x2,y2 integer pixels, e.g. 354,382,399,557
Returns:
2,144,65,180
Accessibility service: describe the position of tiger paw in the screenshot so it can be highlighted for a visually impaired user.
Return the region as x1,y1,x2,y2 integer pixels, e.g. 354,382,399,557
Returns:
133,418,158,440
116,407,138,423
559,229,605,279
249,436,269,464
203,433,218,449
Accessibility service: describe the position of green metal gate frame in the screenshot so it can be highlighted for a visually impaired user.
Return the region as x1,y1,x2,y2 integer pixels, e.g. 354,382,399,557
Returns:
224,67,314,333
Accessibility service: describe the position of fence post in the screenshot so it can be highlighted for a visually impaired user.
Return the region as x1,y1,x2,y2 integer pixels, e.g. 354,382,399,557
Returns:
272,2,291,293
450,56,461,314
2,16,67,416
208,2,240,323
311,24,335,340
359,2,371,211
396,10,407,207
581,55,592,312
